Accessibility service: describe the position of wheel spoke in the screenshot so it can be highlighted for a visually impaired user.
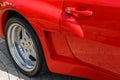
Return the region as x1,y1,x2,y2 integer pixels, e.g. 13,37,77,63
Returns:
14,26,22,45
22,29,30,41
29,46,37,60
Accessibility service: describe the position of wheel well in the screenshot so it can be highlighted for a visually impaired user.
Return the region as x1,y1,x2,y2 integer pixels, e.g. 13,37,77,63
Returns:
1,10,31,37
7,10,27,20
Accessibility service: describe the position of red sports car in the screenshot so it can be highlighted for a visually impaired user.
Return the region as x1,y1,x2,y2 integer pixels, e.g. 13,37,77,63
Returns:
0,0,120,80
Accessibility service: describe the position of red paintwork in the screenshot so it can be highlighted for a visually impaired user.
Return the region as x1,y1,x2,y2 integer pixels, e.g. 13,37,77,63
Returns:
0,0,120,80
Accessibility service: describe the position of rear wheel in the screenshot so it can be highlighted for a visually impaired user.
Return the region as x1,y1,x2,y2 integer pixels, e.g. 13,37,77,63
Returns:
5,16,47,76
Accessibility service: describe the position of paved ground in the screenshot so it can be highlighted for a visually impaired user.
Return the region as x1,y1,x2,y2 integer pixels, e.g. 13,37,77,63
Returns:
0,37,86,80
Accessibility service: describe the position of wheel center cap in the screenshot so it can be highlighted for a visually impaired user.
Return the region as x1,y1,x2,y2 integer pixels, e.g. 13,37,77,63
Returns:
25,42,29,48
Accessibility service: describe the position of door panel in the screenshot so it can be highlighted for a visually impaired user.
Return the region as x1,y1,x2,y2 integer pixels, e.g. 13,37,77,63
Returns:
62,0,120,77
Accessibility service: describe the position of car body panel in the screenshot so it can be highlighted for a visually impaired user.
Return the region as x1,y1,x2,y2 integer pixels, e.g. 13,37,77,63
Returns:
61,0,120,79
0,0,120,80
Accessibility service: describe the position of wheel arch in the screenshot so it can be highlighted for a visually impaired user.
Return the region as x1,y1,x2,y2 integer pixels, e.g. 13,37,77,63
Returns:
1,9,47,53
1,10,47,43
1,10,33,37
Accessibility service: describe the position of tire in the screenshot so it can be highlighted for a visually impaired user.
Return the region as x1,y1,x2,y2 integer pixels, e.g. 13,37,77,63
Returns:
5,16,48,76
